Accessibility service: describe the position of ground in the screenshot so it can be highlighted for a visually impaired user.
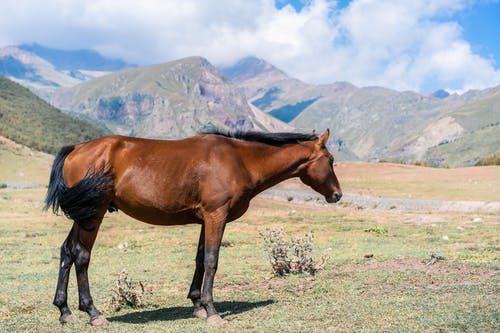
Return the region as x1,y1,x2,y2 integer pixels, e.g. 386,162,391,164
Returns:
0,140,498,332
0,189,498,332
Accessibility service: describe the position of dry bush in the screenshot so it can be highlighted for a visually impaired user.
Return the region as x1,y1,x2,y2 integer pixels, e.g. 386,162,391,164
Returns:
260,227,325,277
111,271,148,311
476,154,500,166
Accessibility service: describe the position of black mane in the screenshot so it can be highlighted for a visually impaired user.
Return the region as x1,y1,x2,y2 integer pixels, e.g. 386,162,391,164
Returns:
201,126,318,145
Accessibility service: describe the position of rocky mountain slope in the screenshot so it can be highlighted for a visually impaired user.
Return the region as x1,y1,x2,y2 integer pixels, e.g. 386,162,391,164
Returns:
51,56,291,139
221,57,500,166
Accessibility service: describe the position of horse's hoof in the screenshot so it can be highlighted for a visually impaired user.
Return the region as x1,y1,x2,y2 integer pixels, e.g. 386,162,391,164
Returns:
193,307,208,319
90,314,109,327
59,313,79,324
207,314,226,325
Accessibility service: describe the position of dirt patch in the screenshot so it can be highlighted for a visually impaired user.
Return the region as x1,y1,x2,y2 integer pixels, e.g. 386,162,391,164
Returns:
409,215,449,224
334,257,498,287
217,258,497,295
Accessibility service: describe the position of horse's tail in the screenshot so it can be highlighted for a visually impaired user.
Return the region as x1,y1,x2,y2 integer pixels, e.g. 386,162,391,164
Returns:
45,145,114,229
45,145,75,215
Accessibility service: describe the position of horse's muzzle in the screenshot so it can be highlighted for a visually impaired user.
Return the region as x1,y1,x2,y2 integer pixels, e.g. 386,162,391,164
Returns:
326,192,342,203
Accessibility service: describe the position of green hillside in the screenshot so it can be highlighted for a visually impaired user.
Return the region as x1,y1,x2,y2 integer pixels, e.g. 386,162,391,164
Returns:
449,87,500,131
423,90,500,167
424,124,500,167
0,75,106,154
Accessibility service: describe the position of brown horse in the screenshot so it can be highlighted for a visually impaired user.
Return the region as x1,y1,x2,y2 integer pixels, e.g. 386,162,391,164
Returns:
45,128,342,326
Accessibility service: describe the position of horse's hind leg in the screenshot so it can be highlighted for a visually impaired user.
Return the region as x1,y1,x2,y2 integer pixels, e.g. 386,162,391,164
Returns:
188,224,207,319
69,211,108,327
53,225,78,323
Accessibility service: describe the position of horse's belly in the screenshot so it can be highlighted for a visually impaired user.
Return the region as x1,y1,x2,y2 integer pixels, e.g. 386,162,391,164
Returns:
114,198,201,226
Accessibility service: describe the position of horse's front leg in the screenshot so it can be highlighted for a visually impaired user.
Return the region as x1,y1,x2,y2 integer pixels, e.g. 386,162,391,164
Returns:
187,224,207,319
200,209,227,324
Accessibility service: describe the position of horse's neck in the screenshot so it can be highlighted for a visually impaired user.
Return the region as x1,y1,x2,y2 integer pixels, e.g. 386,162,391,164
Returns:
245,143,311,194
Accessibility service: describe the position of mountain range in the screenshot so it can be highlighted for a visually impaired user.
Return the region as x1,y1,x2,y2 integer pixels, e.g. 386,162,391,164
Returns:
0,44,132,99
49,56,290,138
0,44,498,167
221,57,500,166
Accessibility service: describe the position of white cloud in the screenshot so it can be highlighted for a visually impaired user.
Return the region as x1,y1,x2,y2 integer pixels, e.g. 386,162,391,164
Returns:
0,0,499,92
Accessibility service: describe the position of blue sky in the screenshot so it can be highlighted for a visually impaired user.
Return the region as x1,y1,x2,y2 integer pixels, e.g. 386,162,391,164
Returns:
276,0,500,69
456,1,500,67
278,0,500,63
1,0,499,92
275,0,500,92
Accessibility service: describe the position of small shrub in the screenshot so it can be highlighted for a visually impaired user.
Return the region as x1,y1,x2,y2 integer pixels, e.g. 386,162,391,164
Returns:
414,160,429,167
111,271,148,311
260,227,325,277
364,226,388,234
476,154,500,166
426,251,446,266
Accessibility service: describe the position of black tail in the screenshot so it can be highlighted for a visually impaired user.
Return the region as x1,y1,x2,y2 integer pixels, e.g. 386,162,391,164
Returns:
45,146,114,228
45,145,75,214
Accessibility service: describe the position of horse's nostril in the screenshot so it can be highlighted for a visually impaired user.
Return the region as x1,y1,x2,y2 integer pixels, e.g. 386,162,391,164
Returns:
335,192,342,201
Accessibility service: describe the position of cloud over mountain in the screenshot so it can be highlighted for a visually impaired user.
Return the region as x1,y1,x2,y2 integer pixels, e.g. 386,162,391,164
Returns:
1,0,499,92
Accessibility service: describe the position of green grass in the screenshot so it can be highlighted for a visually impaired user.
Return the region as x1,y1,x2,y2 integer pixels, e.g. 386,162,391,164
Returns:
0,189,498,332
0,138,52,184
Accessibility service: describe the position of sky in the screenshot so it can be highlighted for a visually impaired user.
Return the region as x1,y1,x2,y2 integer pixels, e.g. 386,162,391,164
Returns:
1,0,499,93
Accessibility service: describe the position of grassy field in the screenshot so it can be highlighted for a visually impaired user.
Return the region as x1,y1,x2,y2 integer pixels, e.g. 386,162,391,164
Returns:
0,142,499,331
0,137,53,185
0,187,498,332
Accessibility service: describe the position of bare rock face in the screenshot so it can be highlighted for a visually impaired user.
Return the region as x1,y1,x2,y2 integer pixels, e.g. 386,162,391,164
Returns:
51,57,290,139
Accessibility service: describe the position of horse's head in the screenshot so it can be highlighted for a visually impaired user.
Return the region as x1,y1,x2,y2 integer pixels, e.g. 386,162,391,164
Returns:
299,129,342,203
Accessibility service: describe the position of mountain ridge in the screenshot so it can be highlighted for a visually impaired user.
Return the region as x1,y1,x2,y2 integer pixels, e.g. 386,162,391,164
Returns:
221,56,500,166
19,43,131,71
0,44,131,99
51,56,291,139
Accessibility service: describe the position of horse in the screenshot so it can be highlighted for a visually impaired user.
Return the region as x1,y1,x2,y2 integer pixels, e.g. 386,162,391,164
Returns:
44,128,342,326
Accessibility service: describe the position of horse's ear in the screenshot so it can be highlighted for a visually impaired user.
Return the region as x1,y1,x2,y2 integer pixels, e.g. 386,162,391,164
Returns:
312,129,316,135
317,129,329,146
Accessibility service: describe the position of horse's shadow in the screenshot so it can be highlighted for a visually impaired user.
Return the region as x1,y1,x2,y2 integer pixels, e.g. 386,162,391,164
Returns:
108,299,275,323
